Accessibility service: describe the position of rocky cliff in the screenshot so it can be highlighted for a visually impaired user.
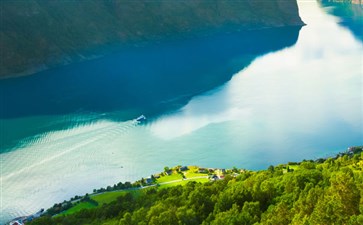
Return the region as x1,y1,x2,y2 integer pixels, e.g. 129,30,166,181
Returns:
0,0,303,78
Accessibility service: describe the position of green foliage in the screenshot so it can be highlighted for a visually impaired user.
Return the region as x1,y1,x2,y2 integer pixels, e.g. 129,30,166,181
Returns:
1,0,303,78
29,150,363,225
91,191,127,205
57,202,97,216
156,173,183,183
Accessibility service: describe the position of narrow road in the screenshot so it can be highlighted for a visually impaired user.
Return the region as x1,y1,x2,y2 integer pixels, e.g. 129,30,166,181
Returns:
157,176,209,185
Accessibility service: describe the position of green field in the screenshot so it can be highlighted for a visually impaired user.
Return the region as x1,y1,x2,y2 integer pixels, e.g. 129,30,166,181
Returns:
91,191,127,205
57,202,97,216
288,165,300,171
57,191,127,216
159,177,209,189
156,173,183,183
57,173,209,216
184,172,208,178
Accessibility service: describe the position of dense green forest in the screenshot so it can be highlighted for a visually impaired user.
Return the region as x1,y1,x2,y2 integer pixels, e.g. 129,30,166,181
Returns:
1,0,303,78
28,147,363,225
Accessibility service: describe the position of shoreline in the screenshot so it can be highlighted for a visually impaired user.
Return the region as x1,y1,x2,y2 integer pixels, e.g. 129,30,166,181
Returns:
0,24,304,81
8,146,361,224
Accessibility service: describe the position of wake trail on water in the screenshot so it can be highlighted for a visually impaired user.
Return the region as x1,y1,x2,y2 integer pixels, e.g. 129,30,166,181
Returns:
1,119,139,182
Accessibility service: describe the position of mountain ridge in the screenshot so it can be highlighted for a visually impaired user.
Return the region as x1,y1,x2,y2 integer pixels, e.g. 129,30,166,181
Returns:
0,0,303,79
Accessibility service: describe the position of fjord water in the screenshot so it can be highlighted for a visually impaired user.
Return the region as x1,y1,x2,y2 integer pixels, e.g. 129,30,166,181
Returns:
1,0,362,223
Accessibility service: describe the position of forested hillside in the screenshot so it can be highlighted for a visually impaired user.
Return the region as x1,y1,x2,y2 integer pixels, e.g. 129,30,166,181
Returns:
1,0,303,78
29,147,363,225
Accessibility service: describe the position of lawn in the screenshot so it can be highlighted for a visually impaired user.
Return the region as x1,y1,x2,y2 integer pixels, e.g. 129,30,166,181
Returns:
156,173,183,183
288,165,300,171
159,177,209,189
187,165,199,171
56,174,209,217
57,190,137,217
91,191,126,205
185,172,208,178
57,201,97,216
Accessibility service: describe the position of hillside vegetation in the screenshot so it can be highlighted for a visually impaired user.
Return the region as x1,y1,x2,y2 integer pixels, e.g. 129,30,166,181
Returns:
29,147,363,225
0,0,303,78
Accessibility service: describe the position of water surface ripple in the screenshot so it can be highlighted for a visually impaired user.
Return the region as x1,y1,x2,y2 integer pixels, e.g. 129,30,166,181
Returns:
1,0,362,223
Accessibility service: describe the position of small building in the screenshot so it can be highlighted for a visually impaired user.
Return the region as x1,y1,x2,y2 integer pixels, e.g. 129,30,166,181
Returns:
198,168,208,173
164,170,172,176
210,174,219,181
216,169,226,176
145,177,153,184
179,166,188,172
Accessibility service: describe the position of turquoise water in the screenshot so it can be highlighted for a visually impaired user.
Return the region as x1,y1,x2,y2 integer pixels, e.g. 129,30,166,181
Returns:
320,0,363,41
0,26,299,151
1,0,362,223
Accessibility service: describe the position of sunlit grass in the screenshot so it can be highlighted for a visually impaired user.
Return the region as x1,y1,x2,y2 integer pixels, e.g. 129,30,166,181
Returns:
156,173,183,183
57,202,97,216
158,177,209,189
91,191,127,205
185,172,208,178
288,165,300,171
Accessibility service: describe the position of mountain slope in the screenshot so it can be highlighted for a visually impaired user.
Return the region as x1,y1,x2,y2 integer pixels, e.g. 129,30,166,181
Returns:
0,0,303,78
28,147,363,225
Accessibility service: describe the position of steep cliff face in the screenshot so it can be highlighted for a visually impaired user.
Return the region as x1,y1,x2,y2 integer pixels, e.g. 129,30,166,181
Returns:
0,0,303,78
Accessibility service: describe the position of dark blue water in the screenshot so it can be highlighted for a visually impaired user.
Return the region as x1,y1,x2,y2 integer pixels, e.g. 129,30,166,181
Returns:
0,1,362,224
320,1,363,41
0,27,300,151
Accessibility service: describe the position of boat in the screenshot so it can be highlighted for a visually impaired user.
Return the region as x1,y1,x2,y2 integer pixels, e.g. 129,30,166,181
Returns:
135,115,147,123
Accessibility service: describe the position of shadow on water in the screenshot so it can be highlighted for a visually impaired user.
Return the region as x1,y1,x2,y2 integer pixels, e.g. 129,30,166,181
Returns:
1,27,301,119
0,26,301,150
319,1,363,41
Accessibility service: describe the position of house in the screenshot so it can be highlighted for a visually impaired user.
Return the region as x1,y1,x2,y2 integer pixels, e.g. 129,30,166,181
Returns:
145,177,153,184
198,168,208,173
210,174,219,181
216,169,226,176
164,170,172,175
179,166,188,172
